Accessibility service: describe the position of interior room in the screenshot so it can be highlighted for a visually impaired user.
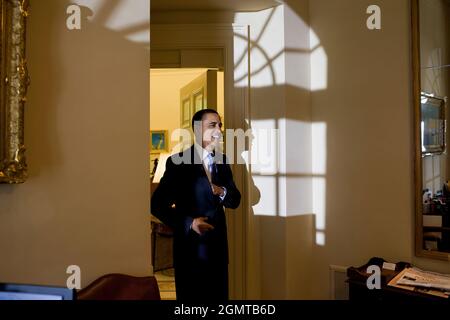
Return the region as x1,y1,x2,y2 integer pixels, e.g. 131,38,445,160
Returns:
149,68,225,299
0,0,449,301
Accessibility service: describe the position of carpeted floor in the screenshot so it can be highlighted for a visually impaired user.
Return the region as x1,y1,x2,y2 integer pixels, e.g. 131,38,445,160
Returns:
155,268,176,300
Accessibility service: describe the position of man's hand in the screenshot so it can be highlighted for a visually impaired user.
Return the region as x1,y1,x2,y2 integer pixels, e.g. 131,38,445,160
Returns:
211,184,225,197
191,217,214,235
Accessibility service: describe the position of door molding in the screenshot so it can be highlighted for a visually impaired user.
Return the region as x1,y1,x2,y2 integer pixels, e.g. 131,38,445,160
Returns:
150,24,251,299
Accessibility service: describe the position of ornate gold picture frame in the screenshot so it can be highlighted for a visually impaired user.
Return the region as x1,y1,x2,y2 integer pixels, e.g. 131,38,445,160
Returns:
0,0,30,184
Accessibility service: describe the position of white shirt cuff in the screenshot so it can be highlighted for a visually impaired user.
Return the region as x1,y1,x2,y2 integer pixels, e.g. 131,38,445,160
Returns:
219,187,227,201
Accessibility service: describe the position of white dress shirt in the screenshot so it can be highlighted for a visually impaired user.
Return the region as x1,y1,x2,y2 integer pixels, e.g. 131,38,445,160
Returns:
194,144,227,200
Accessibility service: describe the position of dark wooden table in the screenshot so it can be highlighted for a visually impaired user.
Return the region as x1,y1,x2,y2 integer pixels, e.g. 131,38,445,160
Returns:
347,257,449,302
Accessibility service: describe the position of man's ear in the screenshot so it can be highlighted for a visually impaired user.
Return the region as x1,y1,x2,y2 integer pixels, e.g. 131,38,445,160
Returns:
193,123,202,140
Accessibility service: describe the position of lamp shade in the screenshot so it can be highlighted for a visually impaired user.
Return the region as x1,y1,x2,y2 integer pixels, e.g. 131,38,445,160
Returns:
152,153,171,183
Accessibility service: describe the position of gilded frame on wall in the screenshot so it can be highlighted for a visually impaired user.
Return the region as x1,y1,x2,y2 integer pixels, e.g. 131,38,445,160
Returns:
0,0,30,184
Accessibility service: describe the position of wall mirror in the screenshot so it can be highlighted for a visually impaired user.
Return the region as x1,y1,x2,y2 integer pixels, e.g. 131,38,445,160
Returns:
413,0,450,259
0,0,30,184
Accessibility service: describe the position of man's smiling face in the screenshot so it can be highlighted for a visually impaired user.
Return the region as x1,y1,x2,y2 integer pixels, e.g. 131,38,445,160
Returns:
201,113,223,150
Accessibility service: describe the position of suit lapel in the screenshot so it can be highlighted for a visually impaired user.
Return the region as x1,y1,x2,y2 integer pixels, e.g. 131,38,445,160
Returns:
187,145,227,202
189,145,214,198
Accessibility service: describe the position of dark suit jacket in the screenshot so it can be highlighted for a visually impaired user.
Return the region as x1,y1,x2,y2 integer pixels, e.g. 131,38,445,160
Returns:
151,145,241,268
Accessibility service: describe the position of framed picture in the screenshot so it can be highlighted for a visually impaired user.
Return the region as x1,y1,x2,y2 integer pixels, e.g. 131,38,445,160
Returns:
421,93,447,155
0,0,30,184
151,130,168,154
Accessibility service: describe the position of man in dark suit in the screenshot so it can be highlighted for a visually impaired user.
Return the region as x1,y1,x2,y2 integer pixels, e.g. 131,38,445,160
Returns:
151,109,241,301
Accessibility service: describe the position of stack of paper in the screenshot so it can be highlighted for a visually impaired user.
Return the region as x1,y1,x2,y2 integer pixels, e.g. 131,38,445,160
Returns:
388,267,450,298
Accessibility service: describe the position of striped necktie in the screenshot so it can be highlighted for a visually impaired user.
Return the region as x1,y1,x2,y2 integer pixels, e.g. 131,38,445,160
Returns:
208,153,218,184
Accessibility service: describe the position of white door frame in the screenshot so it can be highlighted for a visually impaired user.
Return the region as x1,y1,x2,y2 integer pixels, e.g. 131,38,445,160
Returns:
150,24,251,299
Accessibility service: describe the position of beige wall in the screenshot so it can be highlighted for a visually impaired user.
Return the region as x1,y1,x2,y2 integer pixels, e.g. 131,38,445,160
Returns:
244,0,450,299
150,69,225,171
309,0,449,299
307,0,412,299
2,0,448,299
150,68,207,153
0,0,151,288
152,0,450,300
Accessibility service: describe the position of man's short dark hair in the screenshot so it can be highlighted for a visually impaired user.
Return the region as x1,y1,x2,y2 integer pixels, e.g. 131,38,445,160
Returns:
192,109,219,129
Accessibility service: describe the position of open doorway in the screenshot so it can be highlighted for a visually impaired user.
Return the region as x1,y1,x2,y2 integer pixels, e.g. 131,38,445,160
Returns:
150,68,225,300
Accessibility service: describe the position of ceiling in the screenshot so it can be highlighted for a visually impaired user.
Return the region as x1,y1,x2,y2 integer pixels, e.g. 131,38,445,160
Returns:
151,0,281,12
